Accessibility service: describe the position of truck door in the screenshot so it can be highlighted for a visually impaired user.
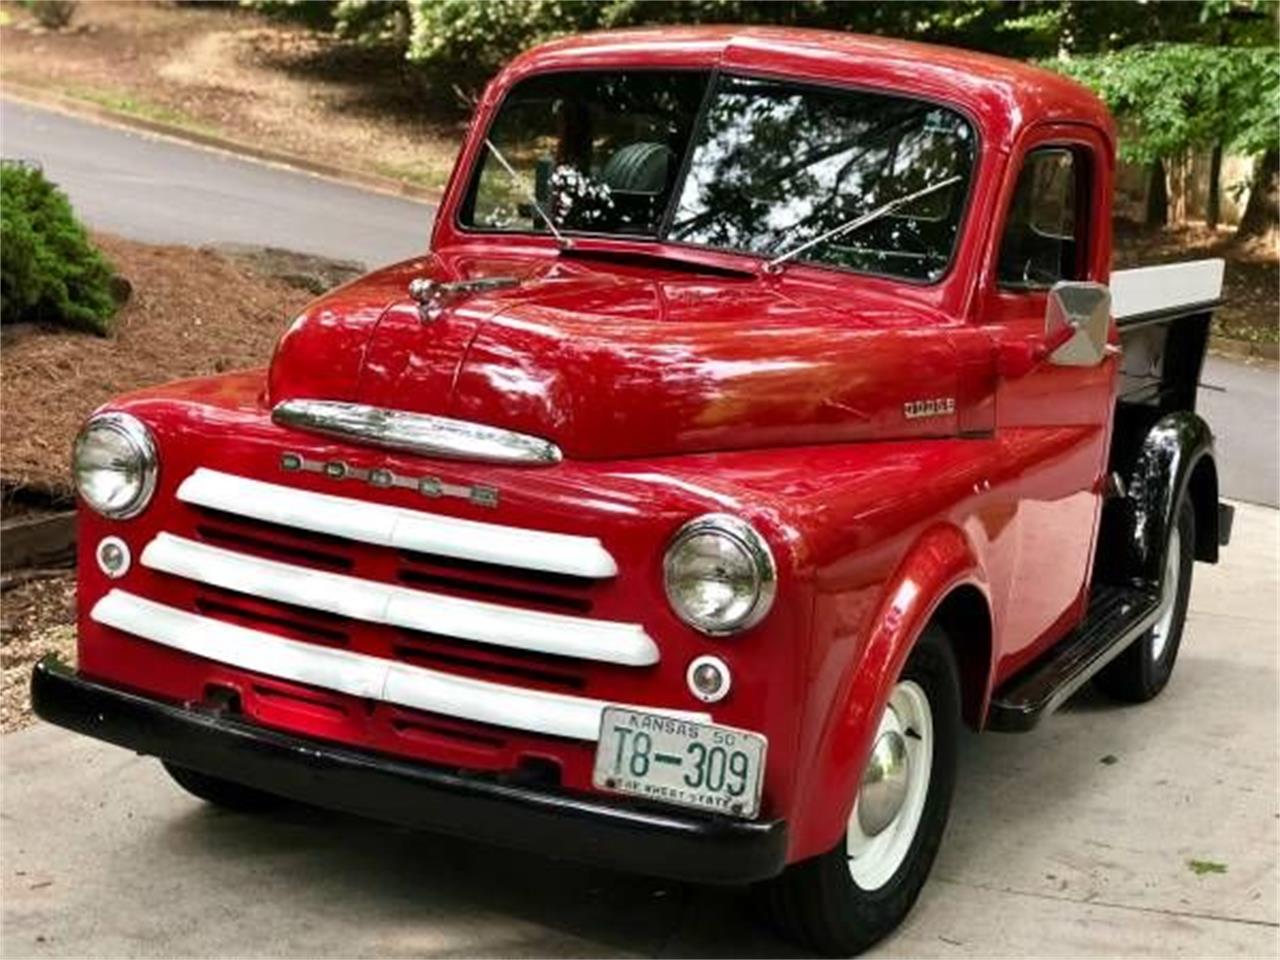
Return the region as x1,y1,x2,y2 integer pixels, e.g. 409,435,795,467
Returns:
982,125,1118,673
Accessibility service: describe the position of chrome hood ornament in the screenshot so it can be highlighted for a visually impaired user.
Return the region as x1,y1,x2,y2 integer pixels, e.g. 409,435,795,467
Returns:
272,399,562,466
408,276,520,323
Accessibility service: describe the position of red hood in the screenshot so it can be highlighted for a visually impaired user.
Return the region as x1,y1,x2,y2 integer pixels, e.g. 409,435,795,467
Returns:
269,250,969,460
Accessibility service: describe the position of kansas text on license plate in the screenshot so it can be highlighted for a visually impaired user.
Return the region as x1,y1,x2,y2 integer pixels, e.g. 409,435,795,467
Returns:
593,707,767,819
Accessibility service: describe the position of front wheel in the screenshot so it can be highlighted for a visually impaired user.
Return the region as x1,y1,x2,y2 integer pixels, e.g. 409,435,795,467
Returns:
758,625,960,956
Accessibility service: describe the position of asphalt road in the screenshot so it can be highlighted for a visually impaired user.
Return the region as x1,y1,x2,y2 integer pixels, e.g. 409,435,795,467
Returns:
1199,356,1279,508
4,97,1274,508
4,504,1275,957
0,98,434,266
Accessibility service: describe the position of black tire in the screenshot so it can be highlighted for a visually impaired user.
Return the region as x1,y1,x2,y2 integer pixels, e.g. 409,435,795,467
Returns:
1094,497,1195,703
757,625,961,956
162,761,283,813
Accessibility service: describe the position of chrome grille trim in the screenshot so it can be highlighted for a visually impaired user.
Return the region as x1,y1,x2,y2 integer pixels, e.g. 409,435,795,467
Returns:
176,468,617,579
92,590,705,740
272,399,562,466
142,533,657,667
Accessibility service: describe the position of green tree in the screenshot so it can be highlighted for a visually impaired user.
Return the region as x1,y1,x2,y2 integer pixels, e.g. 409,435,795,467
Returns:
1048,42,1279,231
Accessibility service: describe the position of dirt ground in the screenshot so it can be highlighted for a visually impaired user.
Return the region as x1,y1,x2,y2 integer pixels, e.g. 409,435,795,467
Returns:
0,0,463,190
0,233,315,498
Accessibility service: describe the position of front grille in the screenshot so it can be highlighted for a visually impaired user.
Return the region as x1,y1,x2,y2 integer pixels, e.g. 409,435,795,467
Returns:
93,468,710,746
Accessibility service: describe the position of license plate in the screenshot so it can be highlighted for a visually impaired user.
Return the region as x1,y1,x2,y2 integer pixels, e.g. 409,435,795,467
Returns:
593,707,767,819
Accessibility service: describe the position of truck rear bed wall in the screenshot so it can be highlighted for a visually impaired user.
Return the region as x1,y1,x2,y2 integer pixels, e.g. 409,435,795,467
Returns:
1114,309,1212,446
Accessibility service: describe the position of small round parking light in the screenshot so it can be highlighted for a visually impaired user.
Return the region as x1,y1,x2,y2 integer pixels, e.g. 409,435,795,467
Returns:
687,654,732,704
96,536,131,579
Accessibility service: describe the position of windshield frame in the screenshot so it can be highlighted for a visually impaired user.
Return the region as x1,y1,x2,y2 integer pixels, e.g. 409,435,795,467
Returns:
453,66,982,287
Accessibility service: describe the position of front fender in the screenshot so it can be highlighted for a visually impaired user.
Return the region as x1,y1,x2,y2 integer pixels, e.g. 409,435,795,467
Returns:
787,522,986,862
1124,412,1217,582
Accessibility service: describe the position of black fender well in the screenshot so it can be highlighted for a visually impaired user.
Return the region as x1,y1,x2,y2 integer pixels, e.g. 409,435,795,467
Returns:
1121,411,1221,584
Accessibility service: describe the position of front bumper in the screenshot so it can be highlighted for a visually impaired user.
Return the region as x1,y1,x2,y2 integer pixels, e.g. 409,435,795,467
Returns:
31,659,787,885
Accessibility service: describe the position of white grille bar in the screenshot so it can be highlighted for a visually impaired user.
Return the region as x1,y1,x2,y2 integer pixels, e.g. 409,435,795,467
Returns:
91,590,707,740
141,533,657,667
176,468,617,579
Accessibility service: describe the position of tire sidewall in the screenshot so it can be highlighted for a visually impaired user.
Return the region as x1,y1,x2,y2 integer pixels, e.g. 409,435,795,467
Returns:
1146,497,1196,684
800,625,962,950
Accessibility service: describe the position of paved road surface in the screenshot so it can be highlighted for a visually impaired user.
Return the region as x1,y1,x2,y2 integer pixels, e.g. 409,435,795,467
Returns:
1200,356,1279,508
0,98,434,266
3,503,1275,957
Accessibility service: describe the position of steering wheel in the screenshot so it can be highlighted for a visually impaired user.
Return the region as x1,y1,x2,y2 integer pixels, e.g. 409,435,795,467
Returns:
1021,257,1061,287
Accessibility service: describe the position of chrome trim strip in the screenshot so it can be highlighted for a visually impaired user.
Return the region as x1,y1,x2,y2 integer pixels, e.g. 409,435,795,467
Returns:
176,468,617,579
272,399,563,466
91,591,706,740
142,534,657,667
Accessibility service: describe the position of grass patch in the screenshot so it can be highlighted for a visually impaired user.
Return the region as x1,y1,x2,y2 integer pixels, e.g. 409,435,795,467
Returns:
372,159,454,193
58,84,223,139
1186,859,1228,876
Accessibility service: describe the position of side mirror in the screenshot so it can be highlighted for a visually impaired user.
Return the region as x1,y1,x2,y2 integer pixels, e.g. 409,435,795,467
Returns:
1045,281,1111,366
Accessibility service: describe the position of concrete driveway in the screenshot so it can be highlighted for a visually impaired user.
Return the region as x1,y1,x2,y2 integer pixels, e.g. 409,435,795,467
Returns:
2,501,1275,958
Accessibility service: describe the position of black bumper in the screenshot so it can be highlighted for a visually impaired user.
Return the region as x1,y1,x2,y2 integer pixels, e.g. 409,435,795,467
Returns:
31,659,787,885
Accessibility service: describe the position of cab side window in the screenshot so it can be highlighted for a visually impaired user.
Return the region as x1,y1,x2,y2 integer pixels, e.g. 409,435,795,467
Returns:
997,148,1085,289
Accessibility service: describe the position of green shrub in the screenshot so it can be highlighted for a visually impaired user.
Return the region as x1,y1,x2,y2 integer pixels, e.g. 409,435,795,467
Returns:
22,1,78,30
1,162,119,335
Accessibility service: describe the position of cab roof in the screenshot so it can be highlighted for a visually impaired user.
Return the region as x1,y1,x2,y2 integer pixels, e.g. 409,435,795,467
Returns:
497,26,1114,152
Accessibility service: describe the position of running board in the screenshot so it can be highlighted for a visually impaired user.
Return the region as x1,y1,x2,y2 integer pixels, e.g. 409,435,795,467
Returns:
987,585,1162,732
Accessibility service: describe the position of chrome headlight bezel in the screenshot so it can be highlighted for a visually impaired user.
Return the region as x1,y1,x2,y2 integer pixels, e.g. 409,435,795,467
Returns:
663,513,777,636
72,412,158,519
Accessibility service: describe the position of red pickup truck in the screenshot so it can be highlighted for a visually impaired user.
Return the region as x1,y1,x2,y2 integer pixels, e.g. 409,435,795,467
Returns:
34,27,1233,954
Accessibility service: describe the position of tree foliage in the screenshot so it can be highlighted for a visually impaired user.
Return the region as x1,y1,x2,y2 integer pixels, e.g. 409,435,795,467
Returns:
0,163,119,334
1047,43,1279,163
243,0,1280,172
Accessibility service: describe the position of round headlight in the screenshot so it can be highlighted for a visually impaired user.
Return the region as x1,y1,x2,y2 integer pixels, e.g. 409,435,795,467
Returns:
663,514,776,635
73,413,158,519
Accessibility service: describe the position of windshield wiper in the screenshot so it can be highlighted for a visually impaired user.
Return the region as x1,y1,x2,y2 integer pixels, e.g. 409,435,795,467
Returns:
763,175,962,273
483,138,571,249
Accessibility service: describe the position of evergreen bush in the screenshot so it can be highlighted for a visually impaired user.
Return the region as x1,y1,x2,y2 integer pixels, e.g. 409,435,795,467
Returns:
1,162,119,335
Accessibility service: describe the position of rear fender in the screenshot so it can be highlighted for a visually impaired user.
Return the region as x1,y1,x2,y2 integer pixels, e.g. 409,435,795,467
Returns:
787,523,987,861
1124,411,1218,581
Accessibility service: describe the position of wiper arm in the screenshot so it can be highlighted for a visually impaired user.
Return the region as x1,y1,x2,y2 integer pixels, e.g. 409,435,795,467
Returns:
763,175,962,273
483,138,571,249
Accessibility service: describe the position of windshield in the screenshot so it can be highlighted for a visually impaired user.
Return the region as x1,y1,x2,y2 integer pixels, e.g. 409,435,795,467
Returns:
461,71,976,282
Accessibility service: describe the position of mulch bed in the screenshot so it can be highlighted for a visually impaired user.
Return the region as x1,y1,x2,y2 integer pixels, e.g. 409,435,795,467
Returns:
1,232,315,499
0,572,75,732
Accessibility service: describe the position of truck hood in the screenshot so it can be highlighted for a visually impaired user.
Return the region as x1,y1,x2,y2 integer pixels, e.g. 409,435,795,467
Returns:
269,251,969,461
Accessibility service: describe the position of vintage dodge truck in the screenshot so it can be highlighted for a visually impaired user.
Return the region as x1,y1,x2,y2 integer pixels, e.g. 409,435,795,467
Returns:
33,27,1233,954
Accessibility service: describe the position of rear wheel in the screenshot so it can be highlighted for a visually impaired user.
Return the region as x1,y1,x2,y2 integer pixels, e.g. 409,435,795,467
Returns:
1095,497,1195,703
162,761,283,813
758,625,960,955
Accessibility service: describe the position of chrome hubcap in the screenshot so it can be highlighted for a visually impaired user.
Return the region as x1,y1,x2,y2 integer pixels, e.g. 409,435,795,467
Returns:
847,680,933,891
1151,528,1181,662
857,730,910,836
